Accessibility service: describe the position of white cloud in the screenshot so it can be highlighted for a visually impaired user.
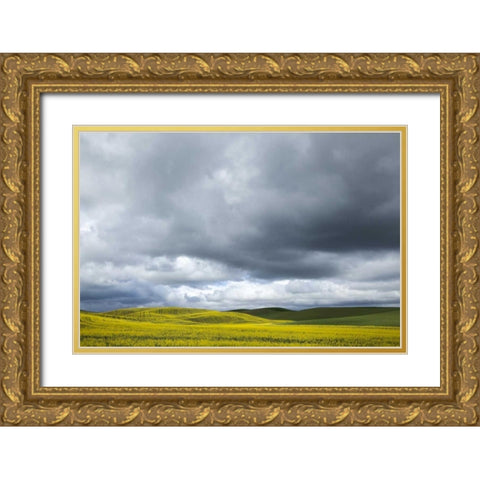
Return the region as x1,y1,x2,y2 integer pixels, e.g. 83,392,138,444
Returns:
147,278,400,311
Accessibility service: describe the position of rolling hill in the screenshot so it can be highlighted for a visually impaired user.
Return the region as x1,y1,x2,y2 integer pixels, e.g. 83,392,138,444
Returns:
79,306,401,348
231,306,400,326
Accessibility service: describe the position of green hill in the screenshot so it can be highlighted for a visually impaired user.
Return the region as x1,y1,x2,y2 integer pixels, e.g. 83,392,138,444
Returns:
232,306,400,326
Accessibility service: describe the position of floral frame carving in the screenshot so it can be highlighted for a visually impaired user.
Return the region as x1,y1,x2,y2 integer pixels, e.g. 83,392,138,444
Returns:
0,53,479,426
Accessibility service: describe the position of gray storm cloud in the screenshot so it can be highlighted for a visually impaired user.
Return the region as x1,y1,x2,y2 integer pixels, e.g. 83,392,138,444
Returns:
79,131,401,311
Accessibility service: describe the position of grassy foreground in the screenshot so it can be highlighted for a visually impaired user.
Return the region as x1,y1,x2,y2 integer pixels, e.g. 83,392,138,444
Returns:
80,306,400,348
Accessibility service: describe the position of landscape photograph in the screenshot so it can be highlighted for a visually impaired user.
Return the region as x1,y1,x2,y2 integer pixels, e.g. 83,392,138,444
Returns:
77,127,403,350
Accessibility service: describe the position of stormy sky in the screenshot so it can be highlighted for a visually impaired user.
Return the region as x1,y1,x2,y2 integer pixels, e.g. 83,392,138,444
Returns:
79,131,401,312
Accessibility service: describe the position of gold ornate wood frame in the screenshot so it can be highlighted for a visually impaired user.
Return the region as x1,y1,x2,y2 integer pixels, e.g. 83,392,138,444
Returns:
0,53,478,426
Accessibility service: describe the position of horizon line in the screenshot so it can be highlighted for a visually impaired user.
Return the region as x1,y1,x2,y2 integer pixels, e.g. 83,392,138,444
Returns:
80,304,401,314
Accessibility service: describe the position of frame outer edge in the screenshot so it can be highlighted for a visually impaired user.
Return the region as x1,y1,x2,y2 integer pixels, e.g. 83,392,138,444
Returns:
0,53,478,425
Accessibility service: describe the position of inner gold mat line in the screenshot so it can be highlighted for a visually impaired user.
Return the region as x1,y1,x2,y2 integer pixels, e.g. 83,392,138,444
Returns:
73,125,407,354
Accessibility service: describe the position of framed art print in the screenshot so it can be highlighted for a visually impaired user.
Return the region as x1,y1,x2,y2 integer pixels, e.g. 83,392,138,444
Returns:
0,53,479,425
